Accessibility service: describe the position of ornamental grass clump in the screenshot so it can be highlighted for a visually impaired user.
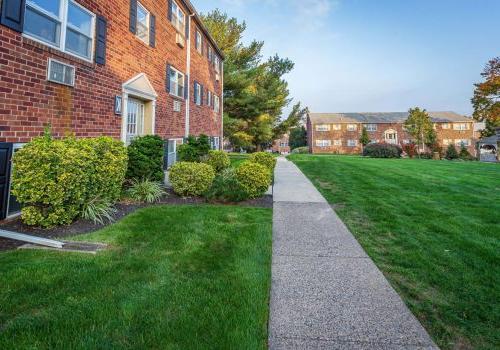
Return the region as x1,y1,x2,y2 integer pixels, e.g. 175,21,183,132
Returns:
11,135,127,227
235,161,271,199
169,162,215,196
127,179,166,203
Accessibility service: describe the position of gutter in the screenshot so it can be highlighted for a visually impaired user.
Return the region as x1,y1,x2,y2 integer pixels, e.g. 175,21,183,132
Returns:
185,13,195,138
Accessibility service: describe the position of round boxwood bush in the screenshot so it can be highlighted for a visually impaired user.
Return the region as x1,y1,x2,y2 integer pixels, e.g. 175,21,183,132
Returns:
126,135,164,182
205,168,249,202
249,152,277,171
235,161,271,199
204,150,230,173
362,143,402,158
169,162,215,196
11,135,127,228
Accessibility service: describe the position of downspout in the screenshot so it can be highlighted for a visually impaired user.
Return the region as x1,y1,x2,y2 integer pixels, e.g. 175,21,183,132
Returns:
185,14,195,138
220,61,224,150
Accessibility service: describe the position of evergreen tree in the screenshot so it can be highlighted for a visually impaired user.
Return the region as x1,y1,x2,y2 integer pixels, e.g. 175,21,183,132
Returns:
289,126,307,150
359,127,370,147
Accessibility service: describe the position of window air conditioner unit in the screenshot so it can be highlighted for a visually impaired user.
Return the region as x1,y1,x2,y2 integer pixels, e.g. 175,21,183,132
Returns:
176,33,185,48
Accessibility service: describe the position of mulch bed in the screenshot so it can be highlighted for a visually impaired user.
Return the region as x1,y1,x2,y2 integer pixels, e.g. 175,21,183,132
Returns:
0,189,273,251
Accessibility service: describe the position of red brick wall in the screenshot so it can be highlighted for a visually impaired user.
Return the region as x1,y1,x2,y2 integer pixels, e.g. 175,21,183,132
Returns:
0,0,222,143
308,121,476,155
272,134,290,154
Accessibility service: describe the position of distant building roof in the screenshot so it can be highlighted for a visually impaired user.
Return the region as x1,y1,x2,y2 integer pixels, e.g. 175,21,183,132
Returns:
308,111,472,124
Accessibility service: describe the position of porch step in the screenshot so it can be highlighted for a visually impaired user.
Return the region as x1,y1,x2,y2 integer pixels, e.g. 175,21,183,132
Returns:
0,230,64,249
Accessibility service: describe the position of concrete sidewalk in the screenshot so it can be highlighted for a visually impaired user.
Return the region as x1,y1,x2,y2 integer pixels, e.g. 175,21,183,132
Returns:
268,157,437,349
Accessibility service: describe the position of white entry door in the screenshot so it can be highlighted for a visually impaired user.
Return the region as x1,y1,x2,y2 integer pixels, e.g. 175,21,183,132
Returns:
126,98,145,144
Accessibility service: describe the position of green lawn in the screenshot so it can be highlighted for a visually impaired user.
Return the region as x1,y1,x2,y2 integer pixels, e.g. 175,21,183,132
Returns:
229,153,249,168
0,205,272,349
289,155,499,350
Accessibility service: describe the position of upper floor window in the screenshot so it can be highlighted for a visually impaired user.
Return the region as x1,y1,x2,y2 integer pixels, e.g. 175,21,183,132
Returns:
24,0,95,61
136,2,150,44
194,82,202,105
332,124,341,130
195,30,202,53
169,67,185,98
207,90,212,107
453,123,469,131
170,0,185,34
214,55,221,72
442,123,451,129
316,124,330,131
347,124,357,131
364,124,377,132
214,95,220,113
208,45,213,62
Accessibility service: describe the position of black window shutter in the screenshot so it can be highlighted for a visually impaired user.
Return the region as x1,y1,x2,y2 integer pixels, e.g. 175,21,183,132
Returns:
184,74,188,99
1,0,26,33
95,15,107,65
129,0,137,34
200,85,204,105
193,82,197,103
167,0,172,21
149,14,155,47
166,64,171,92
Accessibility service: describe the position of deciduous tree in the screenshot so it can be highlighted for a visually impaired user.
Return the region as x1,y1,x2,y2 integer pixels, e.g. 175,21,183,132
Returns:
404,107,434,154
359,127,370,147
472,57,500,137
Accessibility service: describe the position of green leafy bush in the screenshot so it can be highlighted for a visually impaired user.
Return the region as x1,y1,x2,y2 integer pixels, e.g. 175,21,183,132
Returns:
205,150,230,172
459,144,474,161
12,136,127,227
126,135,164,182
235,161,271,199
169,162,215,196
249,152,277,171
445,144,459,160
127,179,166,203
205,168,249,202
178,134,211,162
291,146,309,154
362,143,402,158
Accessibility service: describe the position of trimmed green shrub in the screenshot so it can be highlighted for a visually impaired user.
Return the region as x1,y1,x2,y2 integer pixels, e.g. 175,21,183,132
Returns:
127,179,166,203
178,134,211,162
459,144,474,161
249,152,277,171
169,162,215,196
362,143,402,158
205,168,249,202
11,136,127,227
235,161,271,199
291,146,309,154
205,150,230,173
126,135,164,182
445,144,459,160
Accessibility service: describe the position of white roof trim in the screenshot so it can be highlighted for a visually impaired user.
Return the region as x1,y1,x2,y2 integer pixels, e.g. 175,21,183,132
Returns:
122,73,158,99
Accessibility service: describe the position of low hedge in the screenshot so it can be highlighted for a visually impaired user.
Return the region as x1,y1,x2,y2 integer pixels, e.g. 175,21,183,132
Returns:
235,161,271,199
205,150,230,173
291,146,309,154
126,135,164,182
363,143,402,158
11,136,127,227
169,162,215,196
249,152,277,171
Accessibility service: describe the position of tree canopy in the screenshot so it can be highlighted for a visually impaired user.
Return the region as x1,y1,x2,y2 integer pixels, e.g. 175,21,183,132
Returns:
202,9,299,151
404,107,434,152
472,57,500,137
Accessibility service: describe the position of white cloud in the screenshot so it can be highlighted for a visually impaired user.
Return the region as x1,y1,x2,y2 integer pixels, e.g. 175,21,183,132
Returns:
293,0,339,32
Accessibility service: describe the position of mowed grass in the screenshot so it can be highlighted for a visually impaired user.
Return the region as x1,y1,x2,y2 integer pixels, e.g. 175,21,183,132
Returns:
0,205,272,349
229,153,250,168
289,155,499,350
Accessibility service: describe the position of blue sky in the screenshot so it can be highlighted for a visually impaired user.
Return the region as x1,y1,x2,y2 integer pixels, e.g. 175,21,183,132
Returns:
193,0,500,117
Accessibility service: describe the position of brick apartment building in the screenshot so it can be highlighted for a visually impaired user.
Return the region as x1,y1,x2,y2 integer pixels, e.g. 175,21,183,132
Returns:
0,0,223,151
0,0,224,218
307,112,476,155
272,133,290,154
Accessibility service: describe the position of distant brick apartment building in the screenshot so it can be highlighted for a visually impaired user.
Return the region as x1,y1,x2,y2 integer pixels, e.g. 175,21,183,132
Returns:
307,112,476,155
272,133,290,154
0,0,223,152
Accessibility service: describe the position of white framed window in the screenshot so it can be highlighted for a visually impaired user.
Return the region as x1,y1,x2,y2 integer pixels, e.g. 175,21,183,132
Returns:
316,124,330,131
136,2,150,44
453,123,469,131
169,67,185,98
455,139,470,147
333,139,342,146
208,45,213,62
316,140,331,147
442,123,451,129
24,0,95,61
170,0,185,34
402,139,411,144
280,142,288,147
207,90,212,107
347,124,357,131
194,82,202,105
47,58,75,86
443,139,452,145
212,136,220,150
364,124,377,132
347,139,358,147
332,124,341,130
214,95,220,113
214,55,220,72
195,30,202,53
